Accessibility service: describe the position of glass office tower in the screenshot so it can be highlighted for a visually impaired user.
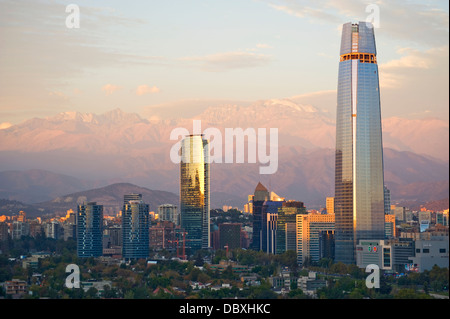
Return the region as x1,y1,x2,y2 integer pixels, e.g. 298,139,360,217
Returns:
122,196,150,260
180,135,210,252
276,201,307,255
335,21,385,264
77,202,103,258
250,182,270,251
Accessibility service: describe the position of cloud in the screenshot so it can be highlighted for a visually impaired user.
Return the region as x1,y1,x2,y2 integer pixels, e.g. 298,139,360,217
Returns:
102,84,122,95
268,2,342,24
265,0,449,47
136,85,161,96
377,45,449,120
379,45,448,89
0,0,165,123
0,122,13,130
256,43,273,49
180,51,273,72
48,91,69,100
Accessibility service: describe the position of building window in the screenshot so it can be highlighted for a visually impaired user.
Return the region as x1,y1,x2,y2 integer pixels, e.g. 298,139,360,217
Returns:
439,248,446,253
416,249,420,253
423,249,430,253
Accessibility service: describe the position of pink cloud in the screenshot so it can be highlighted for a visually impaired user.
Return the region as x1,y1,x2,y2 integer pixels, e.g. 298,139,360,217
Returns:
136,84,160,95
102,84,121,95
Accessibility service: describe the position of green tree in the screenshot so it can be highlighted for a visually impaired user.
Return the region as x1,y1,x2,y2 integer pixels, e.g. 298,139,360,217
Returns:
85,287,99,299
395,288,431,299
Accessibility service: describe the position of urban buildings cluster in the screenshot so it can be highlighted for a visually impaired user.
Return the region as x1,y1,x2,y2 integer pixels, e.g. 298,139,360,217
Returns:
0,21,448,300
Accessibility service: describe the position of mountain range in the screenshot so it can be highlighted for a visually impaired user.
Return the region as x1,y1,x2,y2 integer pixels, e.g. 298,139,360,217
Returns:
0,99,448,212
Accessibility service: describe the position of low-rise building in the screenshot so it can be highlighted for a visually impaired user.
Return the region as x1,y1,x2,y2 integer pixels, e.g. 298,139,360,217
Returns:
209,260,248,274
409,236,449,272
4,279,27,296
356,235,449,273
81,280,112,296
297,272,327,296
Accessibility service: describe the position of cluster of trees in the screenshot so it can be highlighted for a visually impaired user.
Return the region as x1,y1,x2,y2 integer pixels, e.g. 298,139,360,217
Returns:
210,208,252,226
0,235,448,299
395,265,448,292
0,234,75,258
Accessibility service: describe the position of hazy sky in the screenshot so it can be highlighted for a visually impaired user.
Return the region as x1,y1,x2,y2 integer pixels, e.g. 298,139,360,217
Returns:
0,0,448,125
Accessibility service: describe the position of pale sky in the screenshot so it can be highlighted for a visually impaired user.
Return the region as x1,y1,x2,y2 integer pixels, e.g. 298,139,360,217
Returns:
0,0,448,125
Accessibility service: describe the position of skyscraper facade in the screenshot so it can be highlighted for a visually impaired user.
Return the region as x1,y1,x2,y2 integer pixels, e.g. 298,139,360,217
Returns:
180,135,210,252
218,223,242,251
158,204,179,225
122,195,150,260
77,202,103,258
276,201,307,255
335,21,385,264
384,185,391,215
123,194,143,207
297,213,335,266
326,197,335,215
250,182,270,251
262,200,284,254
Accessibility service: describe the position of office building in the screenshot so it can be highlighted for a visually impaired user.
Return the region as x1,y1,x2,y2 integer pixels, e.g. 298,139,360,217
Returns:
409,236,449,272
103,225,122,247
276,201,307,254
385,214,396,239
297,272,327,296
297,213,335,265
326,197,335,214
158,204,179,225
180,134,210,252
123,194,143,207
390,238,415,273
250,182,270,251
262,199,284,254
334,21,385,264
149,220,176,251
246,195,254,214
218,223,242,251
356,236,449,273
122,198,150,260
394,206,411,223
319,230,335,261
77,202,103,258
384,186,391,215
265,212,278,254
356,239,392,270
12,221,30,239
436,210,449,226
63,223,77,241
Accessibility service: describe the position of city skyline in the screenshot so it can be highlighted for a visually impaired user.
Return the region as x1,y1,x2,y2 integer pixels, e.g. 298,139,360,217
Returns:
0,1,448,303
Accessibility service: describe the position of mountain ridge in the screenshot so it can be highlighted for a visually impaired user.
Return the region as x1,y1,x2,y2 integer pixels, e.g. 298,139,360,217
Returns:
1,102,447,160
33,182,179,217
0,102,447,210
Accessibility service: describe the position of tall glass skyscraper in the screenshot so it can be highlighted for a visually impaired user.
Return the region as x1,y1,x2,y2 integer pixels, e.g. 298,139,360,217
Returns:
122,194,150,260
77,202,103,258
250,182,270,251
180,134,210,252
335,21,385,264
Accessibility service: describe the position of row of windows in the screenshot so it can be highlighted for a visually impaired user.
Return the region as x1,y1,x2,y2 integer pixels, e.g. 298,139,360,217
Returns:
416,248,447,254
